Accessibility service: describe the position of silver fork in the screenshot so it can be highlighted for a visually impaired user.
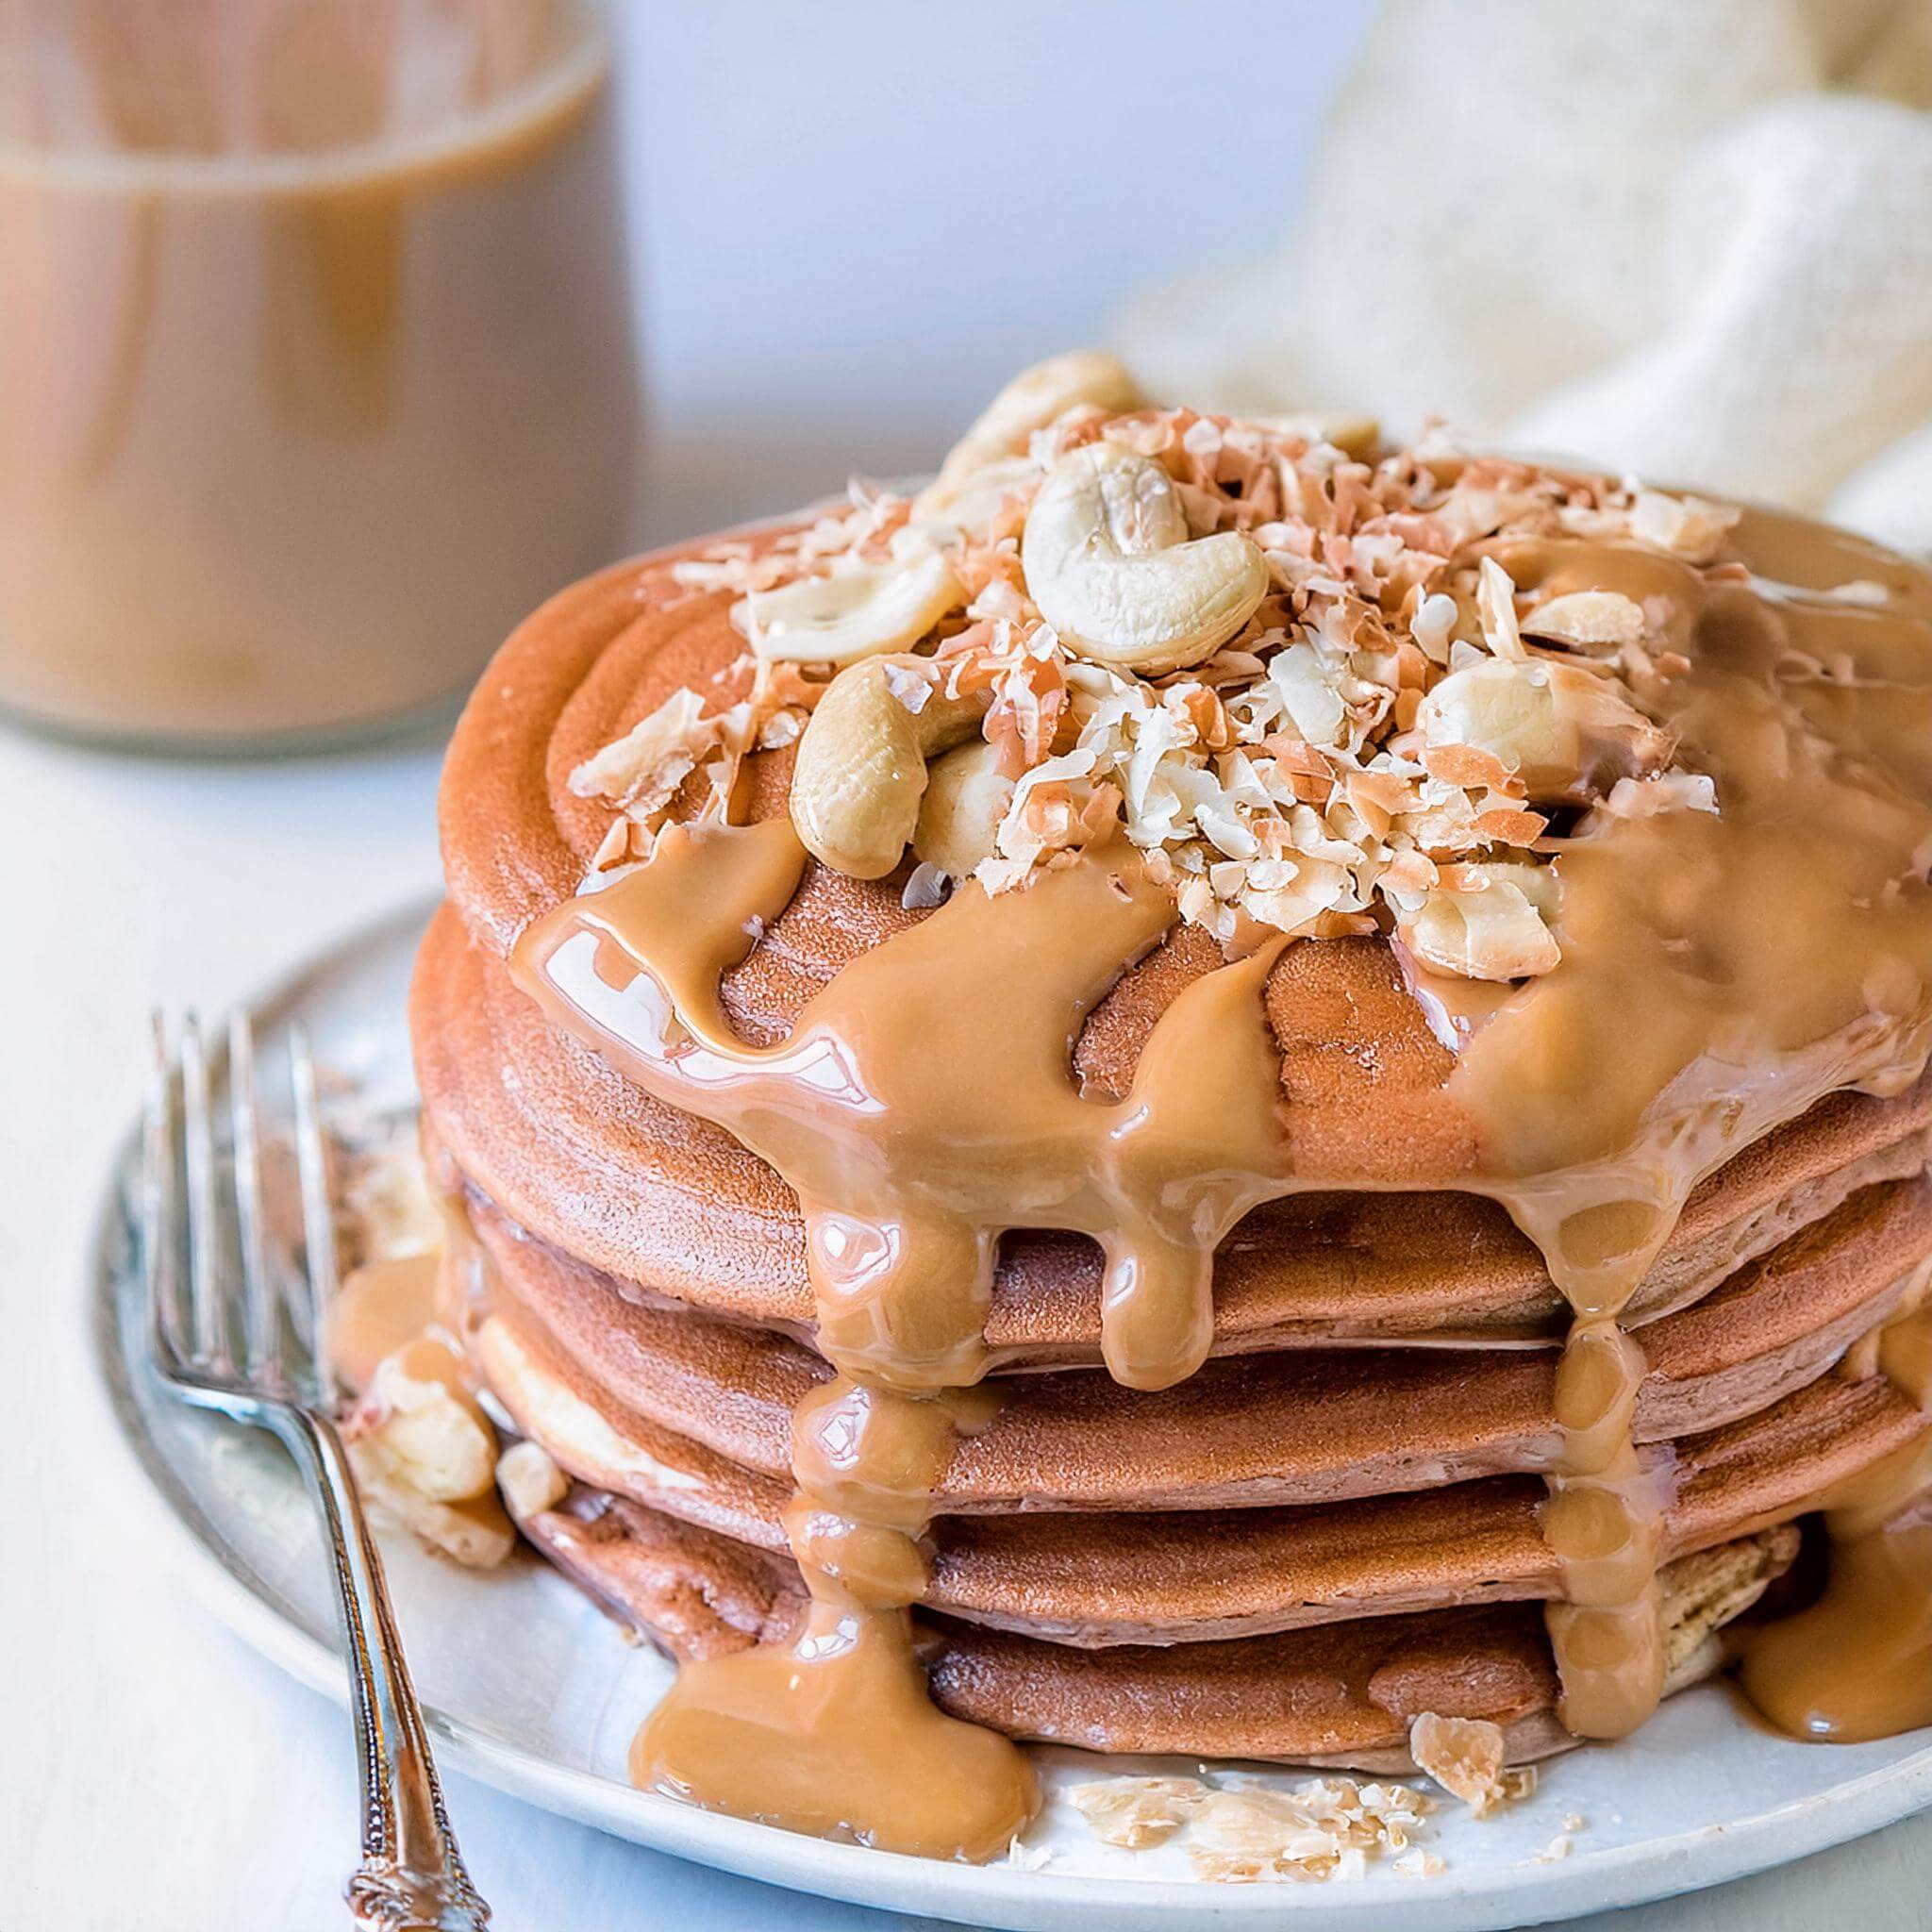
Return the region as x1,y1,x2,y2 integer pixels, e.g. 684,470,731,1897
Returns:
145,1010,491,1932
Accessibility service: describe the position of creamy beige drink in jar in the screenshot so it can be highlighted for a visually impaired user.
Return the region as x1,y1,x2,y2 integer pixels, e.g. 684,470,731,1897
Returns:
0,0,638,749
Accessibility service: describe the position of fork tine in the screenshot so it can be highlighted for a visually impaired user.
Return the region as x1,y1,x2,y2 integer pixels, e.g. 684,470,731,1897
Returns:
289,1023,341,1411
228,1010,281,1390
143,1012,183,1366
180,1011,227,1370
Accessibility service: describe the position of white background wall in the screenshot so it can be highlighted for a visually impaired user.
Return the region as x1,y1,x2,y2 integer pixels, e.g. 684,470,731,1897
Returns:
609,1,1375,539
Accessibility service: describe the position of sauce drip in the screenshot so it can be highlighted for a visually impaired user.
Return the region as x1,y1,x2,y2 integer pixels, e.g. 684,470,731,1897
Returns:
508,506,1932,1852
515,821,1291,1856
1738,1301,1932,1741
518,819,1291,1396
1443,517,1932,1737
635,1377,1030,1862
331,1250,444,1392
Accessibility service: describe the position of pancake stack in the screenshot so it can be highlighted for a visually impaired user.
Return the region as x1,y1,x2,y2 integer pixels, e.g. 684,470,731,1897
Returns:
408,358,1932,1852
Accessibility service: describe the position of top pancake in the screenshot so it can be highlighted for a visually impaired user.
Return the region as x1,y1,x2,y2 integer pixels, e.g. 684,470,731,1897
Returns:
437,529,1476,1181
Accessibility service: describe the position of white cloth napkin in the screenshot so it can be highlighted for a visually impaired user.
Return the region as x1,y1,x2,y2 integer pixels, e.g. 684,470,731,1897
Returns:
1116,0,1932,553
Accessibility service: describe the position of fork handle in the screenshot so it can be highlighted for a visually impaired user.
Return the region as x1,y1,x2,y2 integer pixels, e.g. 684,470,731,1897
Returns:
275,1408,491,1931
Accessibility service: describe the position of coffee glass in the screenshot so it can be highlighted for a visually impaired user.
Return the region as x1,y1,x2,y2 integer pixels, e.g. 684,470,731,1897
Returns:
0,0,639,751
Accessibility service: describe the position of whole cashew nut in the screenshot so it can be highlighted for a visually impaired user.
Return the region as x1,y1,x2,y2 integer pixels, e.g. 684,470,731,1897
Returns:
1021,442,1270,675
736,539,963,666
935,348,1144,484
913,739,1016,878
789,655,988,878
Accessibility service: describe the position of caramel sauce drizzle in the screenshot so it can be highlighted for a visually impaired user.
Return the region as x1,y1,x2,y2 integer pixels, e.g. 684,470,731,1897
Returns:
507,508,1932,1854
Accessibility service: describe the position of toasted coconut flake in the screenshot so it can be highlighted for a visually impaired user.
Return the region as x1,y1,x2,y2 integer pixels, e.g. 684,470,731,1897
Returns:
569,688,709,809
900,860,951,910
1067,1774,1440,1885
1475,557,1526,661
1066,1776,1202,1849
1627,489,1740,564
880,658,939,714
1410,591,1459,663
1599,770,1719,819
568,655,815,874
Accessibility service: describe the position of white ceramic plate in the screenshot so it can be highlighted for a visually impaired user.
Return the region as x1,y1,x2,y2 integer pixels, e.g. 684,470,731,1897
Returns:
89,898,1932,1932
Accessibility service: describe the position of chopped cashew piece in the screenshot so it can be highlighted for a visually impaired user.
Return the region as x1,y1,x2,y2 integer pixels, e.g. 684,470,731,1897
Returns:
914,739,1016,878
1068,1772,1441,1883
735,540,963,666
790,655,988,877
936,347,1142,482
1521,590,1646,650
1628,489,1740,563
1402,868,1561,982
351,1472,514,1568
1417,656,1670,803
496,1439,570,1519
1066,1776,1201,1849
1022,442,1269,674
344,1338,514,1567
353,1339,498,1502
343,1130,444,1263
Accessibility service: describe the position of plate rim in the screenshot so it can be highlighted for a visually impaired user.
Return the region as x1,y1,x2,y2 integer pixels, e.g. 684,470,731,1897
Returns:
84,891,1932,1932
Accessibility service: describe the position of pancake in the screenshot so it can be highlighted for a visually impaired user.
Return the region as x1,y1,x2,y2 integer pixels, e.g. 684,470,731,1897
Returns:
413,906,1932,1357
475,1286,1926,1644
458,1167,1932,1512
516,1478,1799,1769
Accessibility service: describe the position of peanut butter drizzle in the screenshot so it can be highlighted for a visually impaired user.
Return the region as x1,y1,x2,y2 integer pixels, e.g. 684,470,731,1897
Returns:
1449,510,1932,1739
330,1250,445,1393
518,819,1291,1394
632,1375,1024,1862
1739,1300,1932,1741
515,820,1291,1856
508,504,1932,1846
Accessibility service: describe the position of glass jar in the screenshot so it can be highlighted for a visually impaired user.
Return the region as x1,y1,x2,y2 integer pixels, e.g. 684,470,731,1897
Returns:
0,0,639,751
